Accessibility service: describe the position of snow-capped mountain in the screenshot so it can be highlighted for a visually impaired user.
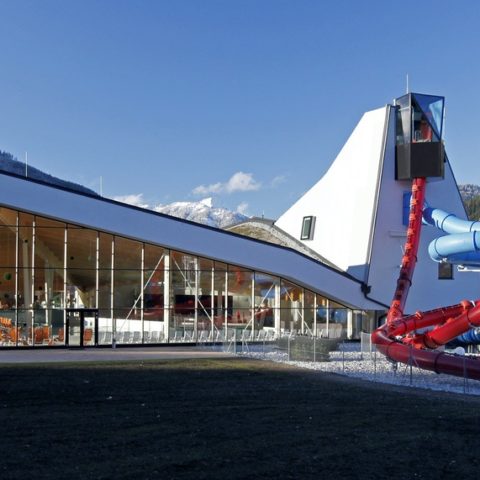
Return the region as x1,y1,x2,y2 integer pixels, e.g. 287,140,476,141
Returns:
154,198,247,228
0,150,247,228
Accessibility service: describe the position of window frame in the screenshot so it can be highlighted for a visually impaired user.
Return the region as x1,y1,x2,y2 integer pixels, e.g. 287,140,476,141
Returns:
438,262,453,280
300,216,315,241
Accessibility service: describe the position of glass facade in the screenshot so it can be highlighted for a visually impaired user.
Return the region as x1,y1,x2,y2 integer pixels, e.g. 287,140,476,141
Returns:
395,92,445,180
0,206,365,347
396,93,444,145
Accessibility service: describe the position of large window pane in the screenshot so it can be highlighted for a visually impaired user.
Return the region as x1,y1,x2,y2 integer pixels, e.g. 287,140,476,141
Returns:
34,268,64,308
113,238,142,343
144,244,165,270
144,265,164,321
66,269,96,308
280,280,303,333
114,237,142,270
329,300,349,339
0,207,17,229
213,268,226,332
171,251,196,298
0,306,16,345
227,267,253,332
114,309,143,344
144,244,165,324
67,225,96,269
114,269,141,311
36,217,65,271
98,269,111,310
0,221,16,309
171,252,196,339
254,273,277,329
98,309,113,345
98,233,112,313
197,257,213,336
99,233,112,269
0,208,17,270
170,308,195,342
18,213,33,269
304,290,315,334
316,295,329,336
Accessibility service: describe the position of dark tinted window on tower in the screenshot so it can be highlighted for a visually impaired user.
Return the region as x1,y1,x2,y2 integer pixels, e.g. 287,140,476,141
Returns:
438,262,453,280
301,216,315,240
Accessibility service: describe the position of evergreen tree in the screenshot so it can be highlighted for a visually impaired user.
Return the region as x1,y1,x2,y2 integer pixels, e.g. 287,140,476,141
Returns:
465,196,480,221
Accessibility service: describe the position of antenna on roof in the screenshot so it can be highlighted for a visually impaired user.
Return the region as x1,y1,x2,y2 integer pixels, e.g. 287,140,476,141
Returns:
406,74,409,94
25,152,28,177
100,176,103,196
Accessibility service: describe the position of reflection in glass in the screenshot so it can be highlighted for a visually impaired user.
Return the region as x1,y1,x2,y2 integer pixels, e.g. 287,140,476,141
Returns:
315,295,328,336
98,233,112,269
0,205,366,346
66,269,96,308
396,99,411,145
0,223,16,313
114,237,142,270
98,269,111,310
303,290,315,333
67,225,96,269
254,273,277,329
413,93,444,138
280,280,303,333
144,269,164,321
144,244,165,325
396,93,444,144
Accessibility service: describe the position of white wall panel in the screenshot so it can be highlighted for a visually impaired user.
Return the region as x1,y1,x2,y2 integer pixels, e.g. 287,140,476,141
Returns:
275,107,388,278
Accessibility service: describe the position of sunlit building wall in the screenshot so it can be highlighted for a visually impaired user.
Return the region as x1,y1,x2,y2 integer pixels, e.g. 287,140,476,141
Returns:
0,206,363,347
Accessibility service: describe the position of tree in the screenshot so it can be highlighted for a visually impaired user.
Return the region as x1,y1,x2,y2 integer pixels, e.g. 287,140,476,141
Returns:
465,196,480,221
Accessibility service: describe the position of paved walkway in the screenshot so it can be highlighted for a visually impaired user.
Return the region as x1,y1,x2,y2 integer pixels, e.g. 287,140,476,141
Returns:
0,346,234,364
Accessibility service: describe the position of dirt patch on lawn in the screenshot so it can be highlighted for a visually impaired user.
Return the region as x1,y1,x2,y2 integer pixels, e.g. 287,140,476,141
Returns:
1,357,479,479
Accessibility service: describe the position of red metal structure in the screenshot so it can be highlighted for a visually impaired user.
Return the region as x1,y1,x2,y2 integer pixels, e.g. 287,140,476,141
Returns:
372,177,480,380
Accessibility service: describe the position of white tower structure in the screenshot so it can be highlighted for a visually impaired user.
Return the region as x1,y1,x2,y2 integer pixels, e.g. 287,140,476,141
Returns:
275,97,480,312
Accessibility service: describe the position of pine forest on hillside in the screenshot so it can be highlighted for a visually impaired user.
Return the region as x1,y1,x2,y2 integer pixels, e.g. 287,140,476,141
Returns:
458,184,480,220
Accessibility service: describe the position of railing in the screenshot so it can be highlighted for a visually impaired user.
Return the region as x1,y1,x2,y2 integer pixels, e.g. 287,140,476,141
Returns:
232,334,480,396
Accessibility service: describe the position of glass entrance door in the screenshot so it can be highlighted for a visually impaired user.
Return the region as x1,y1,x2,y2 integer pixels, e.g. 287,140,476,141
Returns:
66,309,98,347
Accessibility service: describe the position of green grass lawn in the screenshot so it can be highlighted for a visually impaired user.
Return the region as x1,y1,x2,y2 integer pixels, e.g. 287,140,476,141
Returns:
1,357,479,479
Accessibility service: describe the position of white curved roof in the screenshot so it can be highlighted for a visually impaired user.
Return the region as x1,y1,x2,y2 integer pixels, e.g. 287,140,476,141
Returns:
0,171,384,310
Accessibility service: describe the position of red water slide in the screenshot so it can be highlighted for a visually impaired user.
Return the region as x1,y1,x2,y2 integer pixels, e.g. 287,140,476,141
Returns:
371,178,480,380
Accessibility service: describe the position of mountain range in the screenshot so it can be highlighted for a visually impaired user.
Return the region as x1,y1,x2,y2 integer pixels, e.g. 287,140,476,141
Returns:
0,150,479,226
0,151,97,196
153,198,247,228
0,151,246,227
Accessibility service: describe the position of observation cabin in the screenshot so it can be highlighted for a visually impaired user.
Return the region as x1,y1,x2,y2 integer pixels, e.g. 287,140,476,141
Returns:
395,92,445,180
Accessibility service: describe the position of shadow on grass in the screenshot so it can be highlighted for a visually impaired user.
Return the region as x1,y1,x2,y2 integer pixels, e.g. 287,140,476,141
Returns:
1,358,480,480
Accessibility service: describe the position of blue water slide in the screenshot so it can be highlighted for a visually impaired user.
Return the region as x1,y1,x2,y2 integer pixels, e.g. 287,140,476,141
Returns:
423,207,480,266
428,232,480,264
423,206,480,344
454,328,480,346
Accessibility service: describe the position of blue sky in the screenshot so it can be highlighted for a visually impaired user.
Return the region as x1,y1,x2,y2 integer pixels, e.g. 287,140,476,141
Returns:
1,0,480,218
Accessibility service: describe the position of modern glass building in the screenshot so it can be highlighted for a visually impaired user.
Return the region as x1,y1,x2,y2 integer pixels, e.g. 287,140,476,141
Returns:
0,172,381,348
4,92,470,349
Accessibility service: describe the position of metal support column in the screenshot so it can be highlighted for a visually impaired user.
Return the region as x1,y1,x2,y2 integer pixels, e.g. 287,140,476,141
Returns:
163,251,170,342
